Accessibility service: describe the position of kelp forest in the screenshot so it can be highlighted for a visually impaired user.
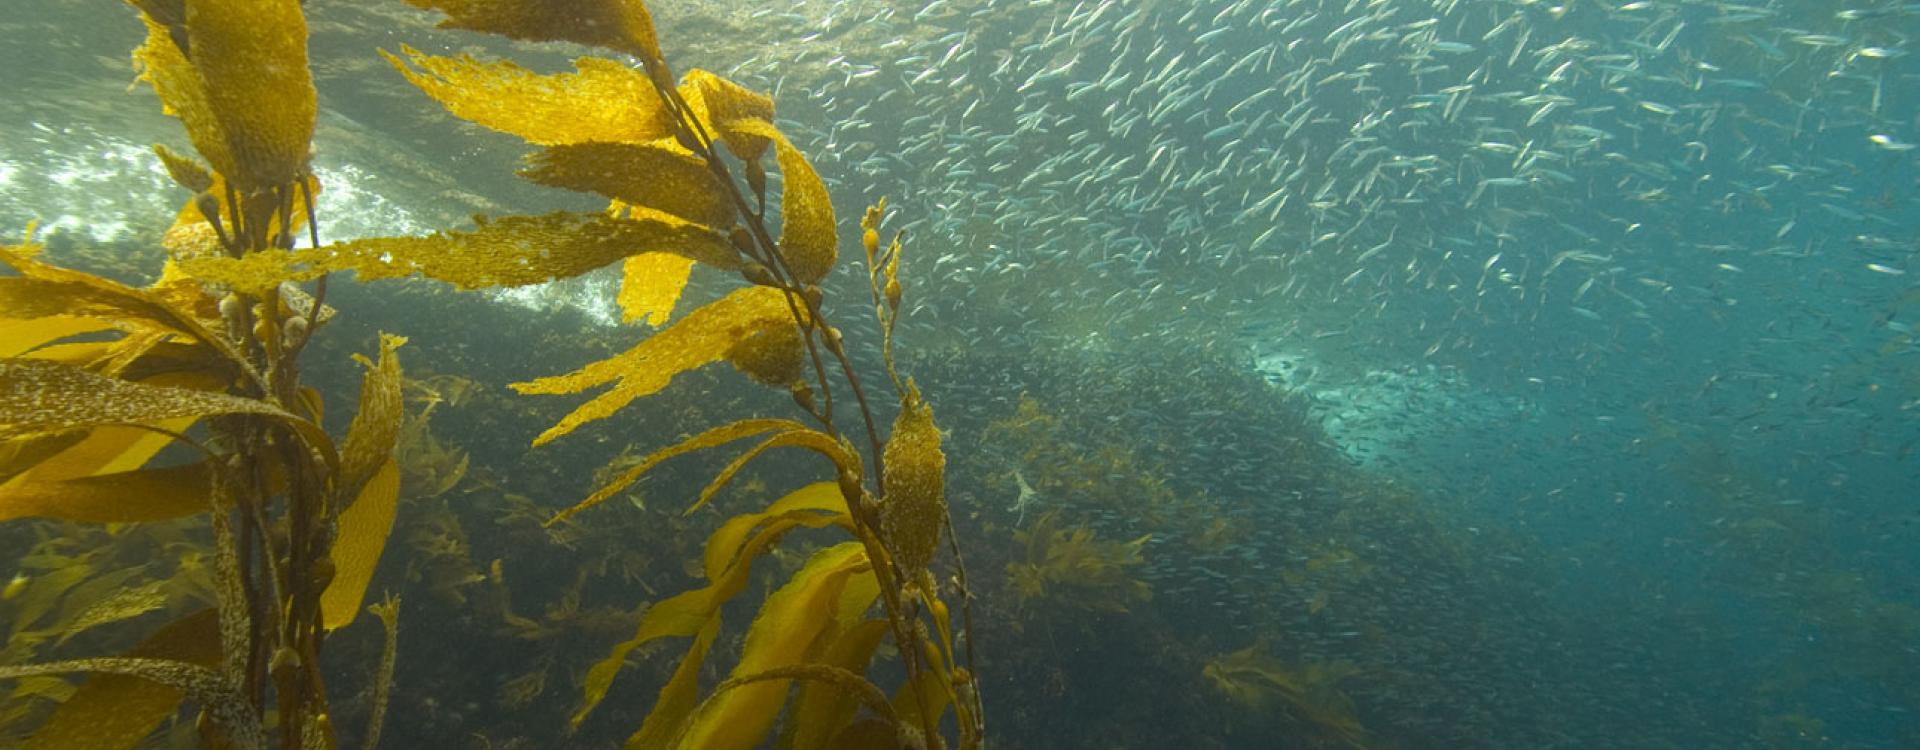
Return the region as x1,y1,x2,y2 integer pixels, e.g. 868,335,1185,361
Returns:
7,1,1907,749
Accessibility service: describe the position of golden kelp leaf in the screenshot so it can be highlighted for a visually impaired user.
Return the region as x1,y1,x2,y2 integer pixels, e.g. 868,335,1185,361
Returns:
295,385,324,423
890,639,956,738
338,333,406,498
39,566,147,641
0,361,329,465
180,211,736,296
556,419,804,527
2,416,190,484
320,458,400,630
686,430,857,517
130,5,313,194
1007,513,1152,612
23,608,221,750
623,617,720,746
130,15,229,186
0,317,116,359
0,658,232,722
724,324,804,388
575,488,848,727
183,0,315,191
913,589,956,675
679,70,775,164
90,331,172,380
825,718,910,750
0,461,214,524
402,0,665,61
781,573,886,750
784,620,890,750
203,475,247,689
618,253,695,326
521,141,734,229
1201,647,1369,746
4,675,76,707
512,287,802,447
0,246,232,357
701,482,848,581
573,587,708,728
55,579,171,647
696,665,896,750
676,542,871,750
16,341,116,371
151,144,213,194
0,433,87,486
879,381,946,581
161,211,222,262
729,119,836,285
382,47,670,146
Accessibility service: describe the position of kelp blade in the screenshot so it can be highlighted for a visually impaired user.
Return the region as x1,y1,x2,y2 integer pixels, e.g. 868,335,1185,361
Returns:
403,0,666,62
182,0,316,191
0,360,329,466
521,141,734,229
23,608,222,750
511,288,803,447
679,69,775,164
549,419,805,527
338,333,407,497
781,619,890,750
0,461,214,524
7,417,196,484
572,483,850,727
675,542,872,750
618,253,696,326
321,458,401,630
179,211,737,296
623,617,720,748
383,46,671,146
729,118,836,285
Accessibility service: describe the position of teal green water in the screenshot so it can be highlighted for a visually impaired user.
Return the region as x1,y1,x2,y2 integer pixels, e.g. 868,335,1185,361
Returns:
3,0,1917,747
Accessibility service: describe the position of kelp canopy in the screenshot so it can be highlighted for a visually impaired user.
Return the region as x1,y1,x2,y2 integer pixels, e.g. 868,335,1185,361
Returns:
1,0,979,748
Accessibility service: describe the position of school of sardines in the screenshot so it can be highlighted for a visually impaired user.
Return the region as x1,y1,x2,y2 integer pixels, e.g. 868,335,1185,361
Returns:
704,0,1916,484
706,0,1911,349
703,0,1917,642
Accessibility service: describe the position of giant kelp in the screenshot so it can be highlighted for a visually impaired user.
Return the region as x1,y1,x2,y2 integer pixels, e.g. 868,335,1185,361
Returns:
6,0,985,745
344,1,985,747
0,1,406,747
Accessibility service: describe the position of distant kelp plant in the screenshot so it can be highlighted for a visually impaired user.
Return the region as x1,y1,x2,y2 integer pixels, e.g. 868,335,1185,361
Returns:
0,1,406,748
348,1,982,748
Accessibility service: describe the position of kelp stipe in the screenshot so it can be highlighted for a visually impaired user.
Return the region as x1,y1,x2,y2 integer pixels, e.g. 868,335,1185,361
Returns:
0,1,412,748
370,1,985,747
